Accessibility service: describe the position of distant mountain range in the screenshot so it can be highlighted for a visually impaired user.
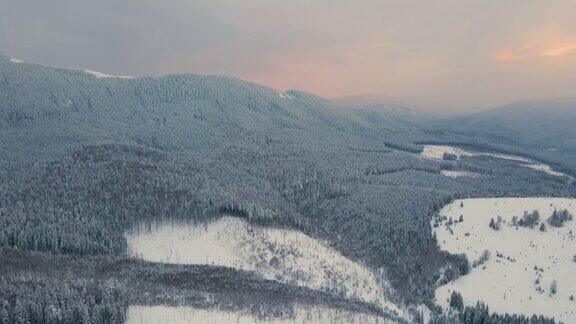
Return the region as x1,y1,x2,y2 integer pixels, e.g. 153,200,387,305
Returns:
430,98,576,153
332,94,426,120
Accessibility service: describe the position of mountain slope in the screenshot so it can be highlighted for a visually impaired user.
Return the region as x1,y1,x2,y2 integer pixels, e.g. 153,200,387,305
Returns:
332,94,426,126
1,53,575,322
430,98,576,151
0,52,422,168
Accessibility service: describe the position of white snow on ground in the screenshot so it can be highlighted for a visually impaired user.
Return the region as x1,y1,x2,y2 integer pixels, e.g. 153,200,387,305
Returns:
83,69,134,79
421,145,570,178
434,198,576,323
440,170,480,178
421,145,472,160
125,216,406,321
10,58,23,63
421,145,532,163
126,305,393,324
522,164,568,177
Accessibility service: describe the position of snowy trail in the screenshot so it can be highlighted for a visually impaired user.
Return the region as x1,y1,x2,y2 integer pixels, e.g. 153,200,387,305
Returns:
434,198,576,322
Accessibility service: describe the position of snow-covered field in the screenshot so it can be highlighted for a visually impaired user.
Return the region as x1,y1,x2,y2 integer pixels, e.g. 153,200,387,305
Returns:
126,305,392,324
421,145,570,178
125,216,406,321
434,198,576,322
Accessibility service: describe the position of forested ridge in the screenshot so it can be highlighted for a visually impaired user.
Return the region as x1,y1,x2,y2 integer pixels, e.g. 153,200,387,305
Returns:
429,98,576,173
1,53,575,323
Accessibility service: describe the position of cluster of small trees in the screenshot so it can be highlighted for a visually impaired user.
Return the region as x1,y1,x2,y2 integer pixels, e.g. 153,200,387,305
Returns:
489,217,502,230
512,210,540,228
449,291,464,311
504,208,574,231
547,209,573,227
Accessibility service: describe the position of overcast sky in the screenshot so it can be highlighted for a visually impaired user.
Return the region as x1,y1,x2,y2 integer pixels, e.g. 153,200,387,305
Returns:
1,0,576,113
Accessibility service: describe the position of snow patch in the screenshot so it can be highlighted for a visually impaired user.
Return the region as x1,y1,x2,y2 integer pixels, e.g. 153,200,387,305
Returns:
421,145,471,160
434,198,576,322
421,145,531,163
522,164,568,178
278,91,295,99
421,145,570,178
83,69,133,79
440,170,480,178
126,305,391,324
10,58,23,63
125,216,406,320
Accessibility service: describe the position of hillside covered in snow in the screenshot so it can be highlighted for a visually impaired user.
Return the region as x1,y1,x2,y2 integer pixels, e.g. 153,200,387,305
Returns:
434,198,576,323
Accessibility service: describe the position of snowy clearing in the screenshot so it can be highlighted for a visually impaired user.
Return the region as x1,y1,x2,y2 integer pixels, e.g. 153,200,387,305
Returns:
10,58,23,63
422,145,531,163
125,216,406,320
434,198,576,322
421,145,473,160
421,145,570,178
126,305,392,324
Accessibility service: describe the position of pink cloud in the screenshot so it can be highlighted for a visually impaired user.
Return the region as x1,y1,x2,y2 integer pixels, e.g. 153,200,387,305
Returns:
540,44,576,57
494,51,525,62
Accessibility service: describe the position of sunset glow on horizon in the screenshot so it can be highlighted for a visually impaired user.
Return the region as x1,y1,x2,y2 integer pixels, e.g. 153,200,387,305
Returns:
2,0,576,113
540,44,576,57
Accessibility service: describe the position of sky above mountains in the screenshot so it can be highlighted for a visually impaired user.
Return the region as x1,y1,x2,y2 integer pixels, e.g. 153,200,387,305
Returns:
1,0,576,114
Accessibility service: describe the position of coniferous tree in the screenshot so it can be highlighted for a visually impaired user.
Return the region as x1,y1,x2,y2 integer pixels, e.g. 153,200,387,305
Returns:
449,291,464,311
540,223,546,232
550,280,557,295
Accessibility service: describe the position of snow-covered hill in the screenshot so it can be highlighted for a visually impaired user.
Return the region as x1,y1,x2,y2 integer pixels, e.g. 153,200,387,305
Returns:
125,216,407,321
434,198,576,322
